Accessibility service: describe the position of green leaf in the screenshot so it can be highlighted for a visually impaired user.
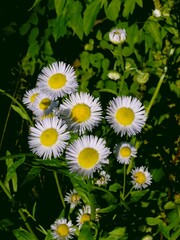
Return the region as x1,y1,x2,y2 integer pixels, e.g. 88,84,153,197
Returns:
83,0,101,36
146,217,162,226
123,0,136,18
45,230,54,240
105,0,121,21
13,228,35,240
171,226,180,240
158,222,170,239
28,27,39,44
52,14,67,41
78,222,93,240
98,204,117,213
130,189,149,202
22,166,41,186
164,201,176,210
135,0,143,7
54,0,66,16
109,183,121,192
152,168,165,182
11,105,29,120
68,1,83,40
144,21,162,49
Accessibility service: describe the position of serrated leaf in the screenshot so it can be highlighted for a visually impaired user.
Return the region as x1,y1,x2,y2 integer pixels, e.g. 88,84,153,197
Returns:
105,0,121,21
123,0,136,18
11,105,29,120
52,14,67,41
83,0,101,36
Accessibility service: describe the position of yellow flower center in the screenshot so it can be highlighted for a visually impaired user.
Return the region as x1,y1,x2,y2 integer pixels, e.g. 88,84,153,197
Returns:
71,104,91,123
39,98,51,110
80,214,91,224
48,73,67,89
78,148,99,169
40,128,58,146
30,93,38,103
134,172,146,184
71,194,80,203
56,224,69,237
116,107,135,125
120,147,131,158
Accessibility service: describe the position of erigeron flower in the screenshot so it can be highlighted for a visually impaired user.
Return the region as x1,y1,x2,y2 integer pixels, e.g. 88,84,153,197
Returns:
131,166,152,190
36,61,78,100
22,88,41,111
107,70,121,81
51,218,75,240
106,96,147,136
64,189,81,209
76,205,91,229
115,142,137,164
65,135,111,178
95,170,111,186
59,92,102,135
31,92,58,117
28,117,70,159
153,9,161,18
109,28,127,44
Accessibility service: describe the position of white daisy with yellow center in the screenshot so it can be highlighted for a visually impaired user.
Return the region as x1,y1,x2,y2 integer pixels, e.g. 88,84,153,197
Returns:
51,218,75,240
65,135,111,178
22,88,41,111
76,205,92,229
115,142,137,164
106,96,147,136
131,166,152,190
28,117,70,159
95,170,111,186
64,189,81,209
59,92,102,135
109,28,127,44
36,61,78,100
31,92,58,117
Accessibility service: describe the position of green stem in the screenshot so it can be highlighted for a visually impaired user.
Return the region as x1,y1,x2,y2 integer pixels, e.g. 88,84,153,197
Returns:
53,171,65,208
146,67,167,116
122,165,126,199
0,180,38,240
123,186,134,201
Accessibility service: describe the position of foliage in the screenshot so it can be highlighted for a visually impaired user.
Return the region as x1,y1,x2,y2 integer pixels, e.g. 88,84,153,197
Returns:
0,0,180,240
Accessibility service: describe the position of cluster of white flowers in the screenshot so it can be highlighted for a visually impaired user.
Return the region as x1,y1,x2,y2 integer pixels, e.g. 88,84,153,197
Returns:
23,27,153,239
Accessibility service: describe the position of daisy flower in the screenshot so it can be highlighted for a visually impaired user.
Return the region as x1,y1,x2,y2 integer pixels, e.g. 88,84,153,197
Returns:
76,205,91,229
115,142,137,164
131,166,152,190
51,218,75,240
109,28,127,44
31,92,58,117
36,61,78,100
22,88,41,111
106,96,147,136
64,189,81,209
65,135,111,178
28,117,70,159
59,92,102,134
95,170,111,186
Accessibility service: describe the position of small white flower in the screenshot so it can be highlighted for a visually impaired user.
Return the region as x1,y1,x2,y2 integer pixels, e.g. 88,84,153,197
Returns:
153,9,161,18
22,88,41,111
65,135,111,178
107,70,121,81
109,28,127,44
59,92,102,135
106,96,147,136
31,91,58,117
115,142,137,164
131,166,152,190
36,61,78,100
64,189,81,209
28,117,70,159
51,218,75,240
76,205,91,229
95,170,111,186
